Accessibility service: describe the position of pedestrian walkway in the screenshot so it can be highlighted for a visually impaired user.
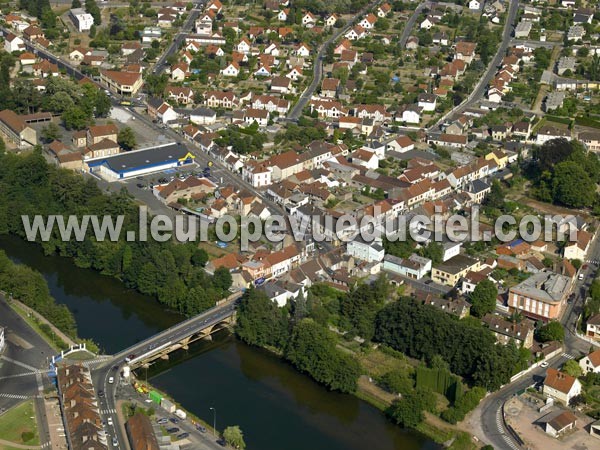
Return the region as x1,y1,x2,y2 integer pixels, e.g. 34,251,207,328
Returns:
561,352,576,360
100,408,117,414
0,370,46,380
0,437,41,449
0,392,33,400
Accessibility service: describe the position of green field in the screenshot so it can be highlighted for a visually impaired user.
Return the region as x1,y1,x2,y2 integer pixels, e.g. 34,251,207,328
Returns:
0,400,40,445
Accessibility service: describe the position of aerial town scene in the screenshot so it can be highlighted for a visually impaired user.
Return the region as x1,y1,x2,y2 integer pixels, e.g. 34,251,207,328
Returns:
3,0,600,450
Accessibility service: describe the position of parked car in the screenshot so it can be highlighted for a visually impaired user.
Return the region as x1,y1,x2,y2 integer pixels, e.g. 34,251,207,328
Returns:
169,417,179,424
195,424,207,433
177,433,189,439
108,377,114,384
107,417,113,426
166,427,179,434
112,436,118,447
540,362,549,368
98,390,104,398
156,418,168,424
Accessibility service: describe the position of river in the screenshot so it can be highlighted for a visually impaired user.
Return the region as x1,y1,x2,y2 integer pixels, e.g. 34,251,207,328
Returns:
0,235,438,450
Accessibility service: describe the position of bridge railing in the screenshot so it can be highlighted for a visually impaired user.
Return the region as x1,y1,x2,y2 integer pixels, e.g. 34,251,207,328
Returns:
114,292,242,358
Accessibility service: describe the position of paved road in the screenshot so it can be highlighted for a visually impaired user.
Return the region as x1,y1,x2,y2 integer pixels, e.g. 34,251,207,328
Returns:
428,0,520,131
478,229,600,450
398,1,430,48
154,7,201,75
0,295,55,447
91,296,239,449
287,0,385,120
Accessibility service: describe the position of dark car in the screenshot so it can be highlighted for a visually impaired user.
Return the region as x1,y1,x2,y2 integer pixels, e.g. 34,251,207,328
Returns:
166,427,179,434
177,433,189,439
136,183,144,189
98,390,105,398
169,417,179,424
195,424,207,433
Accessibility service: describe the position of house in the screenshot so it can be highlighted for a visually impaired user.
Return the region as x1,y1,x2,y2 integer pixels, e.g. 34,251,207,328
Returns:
586,314,600,340
579,131,600,152
19,52,36,66
69,48,87,61
221,62,240,77
126,412,160,450
543,368,582,405
420,17,435,30
83,138,120,160
100,70,143,96
302,11,317,28
563,230,592,261
87,124,118,146
406,36,419,50
421,295,470,319
189,107,217,125
567,25,585,42
325,14,338,27
427,133,467,149
359,14,377,29
165,86,194,105
545,411,578,438
431,255,480,287
398,105,422,124
170,63,188,81
454,41,477,65
321,78,340,98
468,0,481,10
515,20,532,38
207,0,222,12
482,314,535,348
0,110,37,148
244,109,269,127
242,161,272,187
33,60,59,78
376,3,391,17
346,237,385,263
386,135,414,153
536,126,571,145
345,26,366,41
383,254,432,279
508,271,571,322
154,176,217,204
295,43,311,57
271,76,293,94
278,9,289,21
351,149,378,169
23,25,44,41
557,56,577,76
141,26,162,43
579,349,600,374
236,37,251,54
286,67,303,81
4,33,24,53
70,8,94,32
417,93,437,112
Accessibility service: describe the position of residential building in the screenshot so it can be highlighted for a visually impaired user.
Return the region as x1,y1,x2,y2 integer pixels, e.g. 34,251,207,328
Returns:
482,314,535,348
100,70,143,96
346,237,385,263
87,124,118,146
431,254,480,287
70,8,94,32
508,271,571,321
4,33,24,53
579,131,600,152
579,349,600,374
0,110,37,148
536,126,571,145
543,368,582,405
563,230,592,261
586,314,600,340
383,254,432,280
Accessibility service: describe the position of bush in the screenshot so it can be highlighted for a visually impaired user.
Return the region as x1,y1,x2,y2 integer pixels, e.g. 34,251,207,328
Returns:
440,387,486,424
21,431,34,443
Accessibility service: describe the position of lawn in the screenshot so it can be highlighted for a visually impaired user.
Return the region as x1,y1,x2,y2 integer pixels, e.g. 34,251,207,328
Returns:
0,401,39,445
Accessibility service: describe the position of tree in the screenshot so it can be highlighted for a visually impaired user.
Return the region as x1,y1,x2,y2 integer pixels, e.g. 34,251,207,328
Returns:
41,123,61,142
470,280,498,317
191,248,208,267
62,106,90,130
535,321,565,342
72,0,81,6
117,127,137,151
552,161,595,208
562,360,583,378
419,242,443,264
235,288,288,348
94,91,112,117
223,426,246,449
213,267,232,292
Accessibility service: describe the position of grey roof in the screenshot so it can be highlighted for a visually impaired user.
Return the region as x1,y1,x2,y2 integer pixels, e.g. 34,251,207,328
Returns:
510,271,571,304
434,254,479,275
87,143,191,174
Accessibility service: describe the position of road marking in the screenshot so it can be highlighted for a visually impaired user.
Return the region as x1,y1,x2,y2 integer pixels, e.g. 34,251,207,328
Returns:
101,409,117,414
0,370,45,380
0,393,31,399
0,355,40,372
561,353,576,360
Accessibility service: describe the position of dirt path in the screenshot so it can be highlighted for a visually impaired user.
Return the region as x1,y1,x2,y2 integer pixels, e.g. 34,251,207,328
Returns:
0,438,40,449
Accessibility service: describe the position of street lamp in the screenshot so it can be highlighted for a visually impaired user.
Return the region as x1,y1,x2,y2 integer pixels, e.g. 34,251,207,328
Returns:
209,407,216,437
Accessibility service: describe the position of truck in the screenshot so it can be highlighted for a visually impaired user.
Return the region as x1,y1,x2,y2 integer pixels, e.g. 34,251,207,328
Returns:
174,409,187,420
160,398,176,413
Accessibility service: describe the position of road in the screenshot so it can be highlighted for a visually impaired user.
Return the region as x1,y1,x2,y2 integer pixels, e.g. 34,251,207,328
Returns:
90,296,240,449
153,7,201,75
0,295,56,448
397,2,430,48
477,229,600,450
428,0,520,131
287,0,386,120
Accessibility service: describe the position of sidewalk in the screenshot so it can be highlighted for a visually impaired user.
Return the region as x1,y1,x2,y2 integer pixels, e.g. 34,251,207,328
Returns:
8,297,76,347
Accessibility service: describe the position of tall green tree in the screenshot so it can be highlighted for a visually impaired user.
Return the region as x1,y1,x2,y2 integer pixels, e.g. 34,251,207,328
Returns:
470,280,498,317
222,426,246,449
117,127,137,151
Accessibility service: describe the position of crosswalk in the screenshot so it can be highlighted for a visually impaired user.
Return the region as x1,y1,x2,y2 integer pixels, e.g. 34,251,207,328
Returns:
496,408,521,450
586,259,600,265
0,392,31,400
561,353,576,360
100,409,117,415
41,442,51,448
0,370,46,381
83,356,112,368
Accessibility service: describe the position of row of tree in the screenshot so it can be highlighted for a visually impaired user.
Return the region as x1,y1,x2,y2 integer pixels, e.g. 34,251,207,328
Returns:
0,151,232,316
235,288,361,393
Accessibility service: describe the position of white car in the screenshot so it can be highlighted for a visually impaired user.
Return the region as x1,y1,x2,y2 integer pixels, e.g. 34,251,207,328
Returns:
540,362,549,368
108,376,114,384
107,417,113,426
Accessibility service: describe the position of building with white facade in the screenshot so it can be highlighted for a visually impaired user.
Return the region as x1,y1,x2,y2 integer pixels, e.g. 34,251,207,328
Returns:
70,8,94,32
346,238,385,263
